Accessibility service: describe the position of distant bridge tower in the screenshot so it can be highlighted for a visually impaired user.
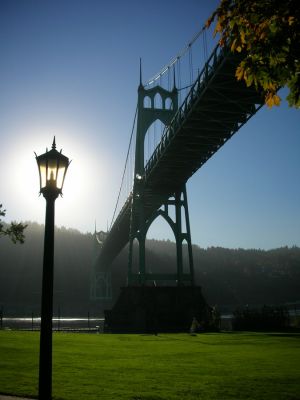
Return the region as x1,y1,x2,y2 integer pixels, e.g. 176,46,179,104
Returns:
90,229,112,300
128,64,194,286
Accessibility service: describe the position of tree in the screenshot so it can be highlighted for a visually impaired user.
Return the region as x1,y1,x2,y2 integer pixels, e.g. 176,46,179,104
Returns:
0,204,27,244
206,0,300,108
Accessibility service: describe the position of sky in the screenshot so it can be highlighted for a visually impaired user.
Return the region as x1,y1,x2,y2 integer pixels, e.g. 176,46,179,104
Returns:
0,0,299,250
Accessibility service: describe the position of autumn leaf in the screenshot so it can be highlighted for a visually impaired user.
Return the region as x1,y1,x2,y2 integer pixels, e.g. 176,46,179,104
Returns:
235,65,244,80
259,31,267,40
206,17,212,28
288,16,294,25
240,30,246,44
214,21,223,37
245,73,254,87
230,39,237,51
265,92,281,108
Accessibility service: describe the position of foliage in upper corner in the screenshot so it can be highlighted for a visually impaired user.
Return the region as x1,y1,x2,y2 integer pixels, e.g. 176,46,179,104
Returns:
0,204,27,244
206,0,300,108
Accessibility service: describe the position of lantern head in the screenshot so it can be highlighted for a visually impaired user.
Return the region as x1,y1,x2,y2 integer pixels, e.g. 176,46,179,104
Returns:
35,137,70,198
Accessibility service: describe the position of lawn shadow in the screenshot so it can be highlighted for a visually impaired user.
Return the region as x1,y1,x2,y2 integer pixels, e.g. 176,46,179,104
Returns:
265,332,300,338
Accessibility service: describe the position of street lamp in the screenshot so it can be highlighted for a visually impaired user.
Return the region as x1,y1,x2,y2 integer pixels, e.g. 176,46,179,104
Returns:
35,137,70,400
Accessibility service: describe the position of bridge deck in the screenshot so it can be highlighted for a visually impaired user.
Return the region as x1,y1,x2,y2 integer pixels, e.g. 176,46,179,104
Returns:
98,46,264,267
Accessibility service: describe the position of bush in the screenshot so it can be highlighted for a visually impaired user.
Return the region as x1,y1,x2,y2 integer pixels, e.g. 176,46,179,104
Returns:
233,305,290,331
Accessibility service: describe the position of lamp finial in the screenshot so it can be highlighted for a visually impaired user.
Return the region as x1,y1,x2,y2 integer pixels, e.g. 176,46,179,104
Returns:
52,136,56,150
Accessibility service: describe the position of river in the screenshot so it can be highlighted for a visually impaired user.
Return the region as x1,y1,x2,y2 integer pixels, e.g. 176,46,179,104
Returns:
0,317,104,332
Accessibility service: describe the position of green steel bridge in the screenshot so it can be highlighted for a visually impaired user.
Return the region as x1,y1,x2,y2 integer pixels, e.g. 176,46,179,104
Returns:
91,32,265,300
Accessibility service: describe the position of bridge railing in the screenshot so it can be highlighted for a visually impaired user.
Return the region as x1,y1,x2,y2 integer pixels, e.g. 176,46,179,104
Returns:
109,191,133,233
144,44,225,179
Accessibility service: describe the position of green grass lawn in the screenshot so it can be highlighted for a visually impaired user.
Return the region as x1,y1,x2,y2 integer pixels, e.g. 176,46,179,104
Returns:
0,331,300,400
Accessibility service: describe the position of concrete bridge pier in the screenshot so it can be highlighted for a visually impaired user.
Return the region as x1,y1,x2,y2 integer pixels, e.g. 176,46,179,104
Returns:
104,285,212,333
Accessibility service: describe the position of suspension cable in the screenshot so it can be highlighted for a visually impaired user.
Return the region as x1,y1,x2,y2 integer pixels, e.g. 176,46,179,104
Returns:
145,24,206,87
110,105,138,230
203,28,208,61
189,44,193,85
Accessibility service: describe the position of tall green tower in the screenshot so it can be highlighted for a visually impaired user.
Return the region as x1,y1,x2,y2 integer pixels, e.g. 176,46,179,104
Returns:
128,67,194,286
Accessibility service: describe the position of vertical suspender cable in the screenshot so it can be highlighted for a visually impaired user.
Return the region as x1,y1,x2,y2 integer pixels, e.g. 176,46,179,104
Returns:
177,57,181,105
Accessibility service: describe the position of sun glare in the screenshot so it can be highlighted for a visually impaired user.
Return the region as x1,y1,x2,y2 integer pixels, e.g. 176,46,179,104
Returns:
2,125,108,233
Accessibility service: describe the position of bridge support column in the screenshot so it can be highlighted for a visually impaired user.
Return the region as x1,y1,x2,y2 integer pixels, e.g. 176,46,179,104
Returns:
90,230,112,301
183,185,194,285
90,270,112,301
128,183,194,286
174,186,194,286
175,189,183,285
127,175,147,286
173,185,194,286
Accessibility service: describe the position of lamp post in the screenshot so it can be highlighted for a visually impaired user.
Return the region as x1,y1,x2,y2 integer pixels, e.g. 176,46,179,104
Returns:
35,137,70,400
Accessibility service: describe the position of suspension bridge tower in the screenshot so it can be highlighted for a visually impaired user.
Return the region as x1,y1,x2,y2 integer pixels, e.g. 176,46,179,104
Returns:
90,228,112,301
127,63,195,286
104,65,211,333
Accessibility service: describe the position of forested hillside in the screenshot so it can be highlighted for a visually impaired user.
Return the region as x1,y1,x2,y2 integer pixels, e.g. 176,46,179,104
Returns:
0,223,299,316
